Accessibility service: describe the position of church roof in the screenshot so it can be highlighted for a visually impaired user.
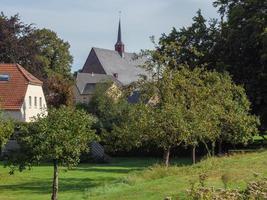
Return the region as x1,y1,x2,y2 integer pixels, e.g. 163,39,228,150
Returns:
75,72,122,95
82,47,147,85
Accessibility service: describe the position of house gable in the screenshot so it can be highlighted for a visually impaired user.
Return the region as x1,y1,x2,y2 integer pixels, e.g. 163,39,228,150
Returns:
81,48,106,74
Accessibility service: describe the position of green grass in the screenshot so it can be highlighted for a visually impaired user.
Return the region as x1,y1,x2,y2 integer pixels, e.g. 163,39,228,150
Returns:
0,151,267,200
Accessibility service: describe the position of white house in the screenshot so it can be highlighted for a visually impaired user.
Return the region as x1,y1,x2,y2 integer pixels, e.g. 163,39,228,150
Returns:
0,63,47,122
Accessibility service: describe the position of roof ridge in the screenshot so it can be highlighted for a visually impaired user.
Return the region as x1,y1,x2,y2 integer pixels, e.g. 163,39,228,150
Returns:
16,64,43,85
92,47,134,54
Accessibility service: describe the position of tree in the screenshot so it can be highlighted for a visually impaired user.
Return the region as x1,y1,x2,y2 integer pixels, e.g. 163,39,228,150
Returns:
158,10,221,70
45,73,74,107
0,13,74,107
0,110,14,149
0,13,38,68
134,50,258,164
11,106,97,200
32,28,74,107
84,82,127,134
212,0,267,131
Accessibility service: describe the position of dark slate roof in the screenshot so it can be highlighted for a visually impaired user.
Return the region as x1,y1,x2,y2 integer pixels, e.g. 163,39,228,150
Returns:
82,47,148,85
76,73,122,95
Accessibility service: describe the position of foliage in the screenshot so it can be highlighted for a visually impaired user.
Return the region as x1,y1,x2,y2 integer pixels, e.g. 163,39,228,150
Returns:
188,187,243,200
8,106,97,200
155,0,266,132
102,103,148,153
187,178,267,200
32,28,73,77
0,13,37,69
126,63,258,165
212,0,267,131
82,81,130,137
0,110,14,148
245,179,267,199
0,13,73,106
32,28,74,107
45,73,74,107
27,107,96,165
158,10,220,70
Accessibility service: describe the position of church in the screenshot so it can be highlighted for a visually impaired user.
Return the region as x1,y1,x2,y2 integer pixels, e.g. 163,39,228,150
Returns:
73,20,147,104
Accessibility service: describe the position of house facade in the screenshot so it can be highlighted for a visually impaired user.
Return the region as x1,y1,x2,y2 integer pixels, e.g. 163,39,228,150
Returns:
0,64,47,122
73,73,122,104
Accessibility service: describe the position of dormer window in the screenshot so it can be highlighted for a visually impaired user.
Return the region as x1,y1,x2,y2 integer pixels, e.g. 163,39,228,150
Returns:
0,74,9,81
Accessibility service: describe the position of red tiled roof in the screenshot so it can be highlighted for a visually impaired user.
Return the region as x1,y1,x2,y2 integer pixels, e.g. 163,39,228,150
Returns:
0,64,43,110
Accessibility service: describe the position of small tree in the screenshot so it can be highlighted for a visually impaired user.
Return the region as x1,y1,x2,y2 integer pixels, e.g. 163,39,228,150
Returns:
12,106,97,200
0,110,14,149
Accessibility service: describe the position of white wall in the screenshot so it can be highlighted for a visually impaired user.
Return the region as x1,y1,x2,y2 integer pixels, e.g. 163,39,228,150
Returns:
23,84,47,122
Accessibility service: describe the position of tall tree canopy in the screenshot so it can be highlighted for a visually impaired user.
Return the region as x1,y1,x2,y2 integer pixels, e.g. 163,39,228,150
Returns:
0,13,73,107
213,0,267,131
158,1,266,131
158,10,221,70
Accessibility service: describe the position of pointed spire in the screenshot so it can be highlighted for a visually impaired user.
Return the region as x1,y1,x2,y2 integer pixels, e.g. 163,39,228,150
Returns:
117,19,122,43
115,12,125,57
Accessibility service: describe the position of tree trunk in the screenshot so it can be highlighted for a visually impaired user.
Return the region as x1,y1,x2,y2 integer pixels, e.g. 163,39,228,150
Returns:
212,142,215,157
203,142,211,157
163,146,171,167
51,159,59,200
192,146,196,164
218,139,223,155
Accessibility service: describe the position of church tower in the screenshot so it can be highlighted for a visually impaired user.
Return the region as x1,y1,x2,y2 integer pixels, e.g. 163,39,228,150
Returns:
115,19,125,57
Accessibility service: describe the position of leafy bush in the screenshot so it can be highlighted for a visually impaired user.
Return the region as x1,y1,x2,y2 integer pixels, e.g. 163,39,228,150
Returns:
245,179,267,200
186,178,267,200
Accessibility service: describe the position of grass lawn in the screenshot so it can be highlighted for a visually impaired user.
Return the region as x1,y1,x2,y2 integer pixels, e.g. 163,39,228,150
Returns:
0,151,267,200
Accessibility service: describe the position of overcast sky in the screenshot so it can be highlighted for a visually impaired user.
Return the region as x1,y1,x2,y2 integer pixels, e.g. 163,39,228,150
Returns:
1,0,218,71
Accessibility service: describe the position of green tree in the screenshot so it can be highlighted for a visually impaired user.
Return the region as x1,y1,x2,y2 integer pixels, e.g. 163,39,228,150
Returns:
85,82,128,134
0,13,74,107
138,47,258,164
0,110,14,149
158,10,221,70
12,106,97,200
213,0,267,131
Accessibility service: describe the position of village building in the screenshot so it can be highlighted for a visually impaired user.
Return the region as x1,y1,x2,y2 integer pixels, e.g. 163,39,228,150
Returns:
74,20,147,104
0,64,47,122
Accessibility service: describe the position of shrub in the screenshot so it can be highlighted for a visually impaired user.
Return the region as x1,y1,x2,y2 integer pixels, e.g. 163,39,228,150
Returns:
186,178,267,200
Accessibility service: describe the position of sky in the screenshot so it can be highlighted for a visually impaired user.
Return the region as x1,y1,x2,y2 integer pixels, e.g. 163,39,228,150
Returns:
1,0,219,71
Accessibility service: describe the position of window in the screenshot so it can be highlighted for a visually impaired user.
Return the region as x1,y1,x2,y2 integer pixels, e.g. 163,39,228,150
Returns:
39,97,42,108
0,74,9,81
29,96,32,108
34,97,37,108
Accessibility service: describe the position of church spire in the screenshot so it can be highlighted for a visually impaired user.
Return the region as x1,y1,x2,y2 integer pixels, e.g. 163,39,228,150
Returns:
115,15,125,57
117,19,122,43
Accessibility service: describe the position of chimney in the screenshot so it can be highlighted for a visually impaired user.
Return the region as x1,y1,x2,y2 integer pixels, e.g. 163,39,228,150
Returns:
113,73,118,79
